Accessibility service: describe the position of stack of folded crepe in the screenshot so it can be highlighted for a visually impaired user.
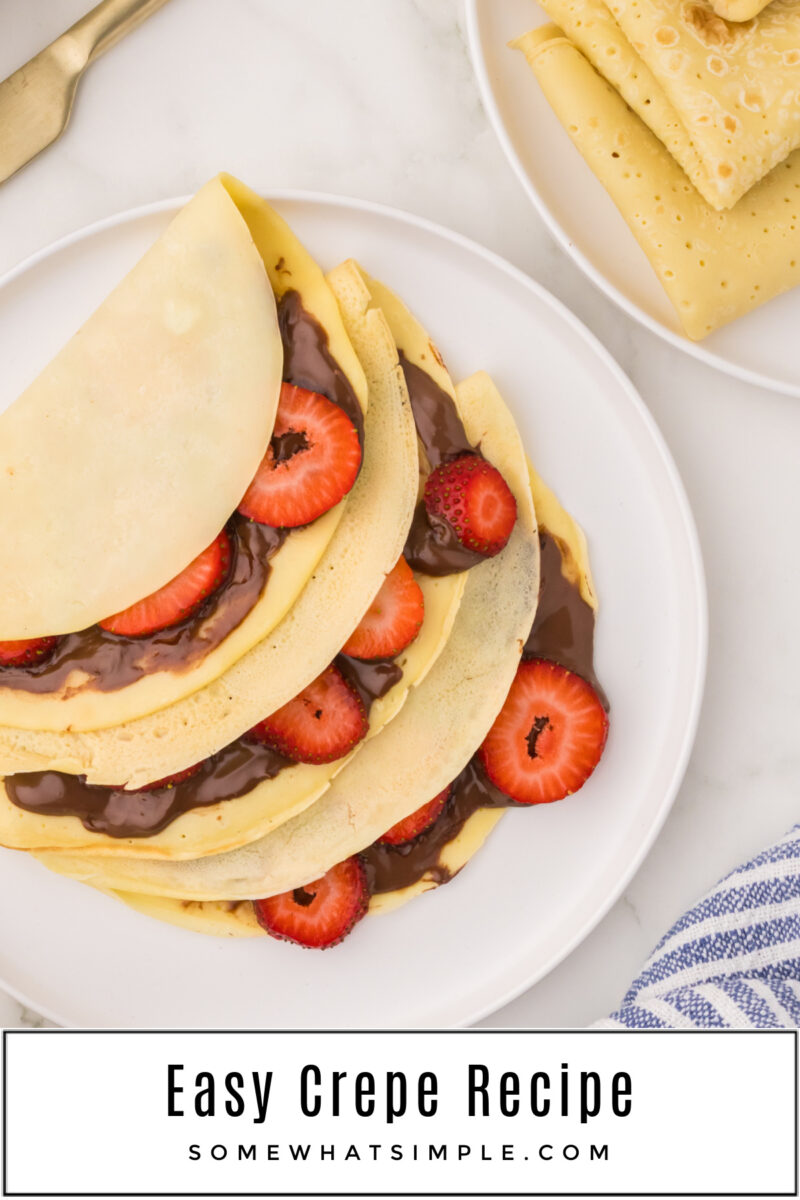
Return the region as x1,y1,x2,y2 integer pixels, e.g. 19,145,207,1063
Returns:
0,175,609,951
512,0,800,339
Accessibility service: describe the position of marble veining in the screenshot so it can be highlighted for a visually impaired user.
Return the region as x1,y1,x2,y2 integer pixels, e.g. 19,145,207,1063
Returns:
0,0,798,1029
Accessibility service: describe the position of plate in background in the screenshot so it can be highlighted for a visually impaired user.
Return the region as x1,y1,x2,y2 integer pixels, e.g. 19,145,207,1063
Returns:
0,192,706,1026
466,0,800,398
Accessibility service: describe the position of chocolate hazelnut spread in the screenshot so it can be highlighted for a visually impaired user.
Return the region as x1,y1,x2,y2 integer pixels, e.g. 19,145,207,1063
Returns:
524,533,608,710
0,292,362,698
358,528,607,896
336,654,404,710
361,758,507,893
278,290,364,445
398,353,488,576
403,505,486,576
398,352,473,469
7,653,405,838
2,293,389,839
0,517,284,696
6,293,607,917
6,737,292,839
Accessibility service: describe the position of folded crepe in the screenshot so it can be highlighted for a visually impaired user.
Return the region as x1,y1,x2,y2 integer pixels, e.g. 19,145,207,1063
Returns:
535,0,800,211
111,459,595,934
0,176,373,734
514,26,800,339
0,177,282,641
0,263,480,859
34,371,541,898
0,267,418,788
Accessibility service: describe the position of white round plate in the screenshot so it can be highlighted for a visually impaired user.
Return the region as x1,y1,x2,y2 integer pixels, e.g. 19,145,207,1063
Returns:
0,193,705,1028
466,0,800,398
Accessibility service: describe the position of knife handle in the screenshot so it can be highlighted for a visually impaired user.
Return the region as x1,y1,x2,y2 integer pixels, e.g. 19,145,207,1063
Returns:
66,0,171,66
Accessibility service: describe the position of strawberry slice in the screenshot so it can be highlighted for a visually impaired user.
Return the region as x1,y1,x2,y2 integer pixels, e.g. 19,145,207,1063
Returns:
137,762,204,791
99,530,231,637
424,453,517,558
253,856,370,949
378,786,450,845
0,637,58,668
249,664,368,764
341,557,424,660
238,383,361,528
478,658,608,805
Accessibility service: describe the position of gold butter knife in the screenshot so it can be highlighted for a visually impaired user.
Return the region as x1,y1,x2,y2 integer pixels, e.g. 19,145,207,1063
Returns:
0,0,172,186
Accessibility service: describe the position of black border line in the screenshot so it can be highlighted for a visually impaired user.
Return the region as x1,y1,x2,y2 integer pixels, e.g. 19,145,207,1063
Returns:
2,1029,797,1199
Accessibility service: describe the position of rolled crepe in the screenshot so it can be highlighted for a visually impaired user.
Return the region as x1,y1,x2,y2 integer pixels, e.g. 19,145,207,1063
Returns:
533,0,711,204
514,27,800,339
535,0,800,211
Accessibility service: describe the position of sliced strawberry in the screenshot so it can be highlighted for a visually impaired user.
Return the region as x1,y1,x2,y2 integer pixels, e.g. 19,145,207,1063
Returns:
378,786,450,845
478,658,608,805
253,855,369,949
249,664,368,765
238,383,361,528
137,762,204,791
341,557,424,660
424,453,517,558
0,637,58,668
99,530,231,637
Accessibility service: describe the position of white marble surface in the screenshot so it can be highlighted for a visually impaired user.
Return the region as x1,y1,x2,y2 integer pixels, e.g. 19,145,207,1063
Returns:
0,0,798,1030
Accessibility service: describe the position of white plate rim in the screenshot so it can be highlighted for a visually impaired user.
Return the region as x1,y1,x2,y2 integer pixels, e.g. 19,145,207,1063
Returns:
464,0,800,400
0,189,707,1027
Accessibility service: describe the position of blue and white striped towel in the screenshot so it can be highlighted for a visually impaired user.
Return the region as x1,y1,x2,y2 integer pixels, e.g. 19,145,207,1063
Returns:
599,824,800,1029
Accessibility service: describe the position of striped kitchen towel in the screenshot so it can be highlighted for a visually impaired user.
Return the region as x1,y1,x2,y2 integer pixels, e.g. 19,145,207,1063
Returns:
599,824,800,1029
